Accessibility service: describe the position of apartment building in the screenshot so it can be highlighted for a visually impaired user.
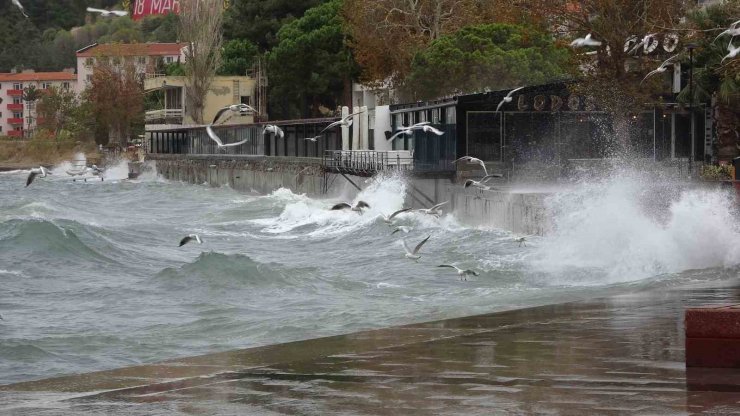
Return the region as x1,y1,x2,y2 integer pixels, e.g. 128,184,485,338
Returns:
0,70,76,137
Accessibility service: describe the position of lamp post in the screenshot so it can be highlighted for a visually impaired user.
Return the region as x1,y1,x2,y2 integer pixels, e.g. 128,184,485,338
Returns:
687,43,697,175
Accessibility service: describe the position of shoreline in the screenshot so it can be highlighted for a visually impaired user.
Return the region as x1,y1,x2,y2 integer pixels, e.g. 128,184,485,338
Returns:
2,281,740,413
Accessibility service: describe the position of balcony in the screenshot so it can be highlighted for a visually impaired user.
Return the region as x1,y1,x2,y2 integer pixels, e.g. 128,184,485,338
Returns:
146,108,184,124
8,117,23,125
7,103,23,111
7,130,22,137
7,89,23,97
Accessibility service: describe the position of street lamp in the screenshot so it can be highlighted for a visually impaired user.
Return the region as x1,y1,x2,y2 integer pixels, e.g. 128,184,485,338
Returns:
686,43,697,175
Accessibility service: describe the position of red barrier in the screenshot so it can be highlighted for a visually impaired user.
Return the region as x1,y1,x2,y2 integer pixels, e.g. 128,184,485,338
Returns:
686,305,740,368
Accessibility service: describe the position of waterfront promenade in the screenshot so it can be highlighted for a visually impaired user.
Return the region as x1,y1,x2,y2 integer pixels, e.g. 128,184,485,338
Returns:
2,281,740,415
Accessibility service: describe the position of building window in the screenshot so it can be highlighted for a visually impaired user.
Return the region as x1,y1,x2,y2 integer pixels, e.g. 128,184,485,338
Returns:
13,97,22,105
41,82,52,89
86,74,92,82
240,96,251,106
14,126,22,131
14,112,23,118
13,83,22,90
0,126,3,132
26,102,35,110
446,106,456,124
165,56,174,63
138,57,146,65
85,57,94,66
62,82,70,90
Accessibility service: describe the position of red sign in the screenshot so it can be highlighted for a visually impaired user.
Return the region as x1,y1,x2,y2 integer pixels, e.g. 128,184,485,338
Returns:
132,0,181,20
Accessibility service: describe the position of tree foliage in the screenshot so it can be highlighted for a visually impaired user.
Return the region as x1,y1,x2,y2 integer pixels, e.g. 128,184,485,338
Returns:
223,0,323,51
343,0,537,89
179,0,224,124
218,39,259,76
406,23,568,99
268,0,356,119
37,86,93,142
85,58,143,146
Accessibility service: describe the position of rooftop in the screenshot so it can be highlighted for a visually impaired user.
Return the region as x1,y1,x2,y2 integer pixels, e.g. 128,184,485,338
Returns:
0,71,76,82
76,42,188,58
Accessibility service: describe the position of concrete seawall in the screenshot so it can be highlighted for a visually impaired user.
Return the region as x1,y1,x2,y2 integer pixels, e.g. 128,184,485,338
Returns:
148,154,550,235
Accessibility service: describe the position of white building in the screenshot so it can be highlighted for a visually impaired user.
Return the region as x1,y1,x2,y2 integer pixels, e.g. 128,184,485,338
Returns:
0,70,77,137
76,42,188,93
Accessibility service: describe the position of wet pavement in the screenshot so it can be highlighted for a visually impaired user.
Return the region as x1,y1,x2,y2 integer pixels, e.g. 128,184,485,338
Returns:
3,284,740,415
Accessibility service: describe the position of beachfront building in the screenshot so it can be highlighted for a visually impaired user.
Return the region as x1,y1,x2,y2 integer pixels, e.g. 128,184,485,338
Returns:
75,42,188,94
0,70,77,138
143,74,262,129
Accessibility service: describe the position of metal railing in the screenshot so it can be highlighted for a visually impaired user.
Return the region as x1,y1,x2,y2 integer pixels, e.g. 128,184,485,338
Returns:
322,150,415,175
146,108,184,122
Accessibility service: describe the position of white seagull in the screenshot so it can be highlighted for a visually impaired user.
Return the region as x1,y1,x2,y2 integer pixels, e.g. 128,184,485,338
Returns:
212,103,258,125
416,201,448,217
438,264,479,281
381,207,411,224
318,110,365,135
206,125,248,149
263,124,284,139
463,174,503,190
331,201,370,212
495,87,524,112
12,0,28,18
26,166,50,187
402,235,431,261
714,20,740,44
627,33,657,55
722,43,740,63
453,156,489,176
387,122,444,141
304,136,321,142
179,234,202,247
86,7,128,17
641,54,680,85
570,33,602,48
391,226,412,235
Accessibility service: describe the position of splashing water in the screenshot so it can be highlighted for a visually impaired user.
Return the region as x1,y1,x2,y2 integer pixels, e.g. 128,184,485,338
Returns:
533,172,740,283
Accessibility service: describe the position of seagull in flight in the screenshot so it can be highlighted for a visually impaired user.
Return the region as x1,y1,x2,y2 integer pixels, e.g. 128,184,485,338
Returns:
304,136,321,142
570,33,601,48
86,7,128,17
179,234,202,247
722,42,740,63
438,265,479,281
381,208,411,224
387,122,444,141
402,235,431,261
263,124,284,139
453,156,488,176
416,201,448,217
463,174,503,190
212,104,258,125
714,20,740,44
641,54,680,85
206,125,248,149
515,237,527,247
26,166,50,187
627,33,657,55
331,201,370,212
12,0,28,18
495,87,524,112
391,226,412,235
318,110,365,135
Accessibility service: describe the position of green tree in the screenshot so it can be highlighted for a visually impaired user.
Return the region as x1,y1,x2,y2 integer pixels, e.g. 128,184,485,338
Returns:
405,23,569,100
678,2,740,162
268,0,356,119
218,39,259,75
223,0,323,51
36,86,92,143
22,86,42,137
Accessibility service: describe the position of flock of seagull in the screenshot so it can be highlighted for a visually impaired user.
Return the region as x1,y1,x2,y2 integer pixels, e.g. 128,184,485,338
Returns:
24,164,105,187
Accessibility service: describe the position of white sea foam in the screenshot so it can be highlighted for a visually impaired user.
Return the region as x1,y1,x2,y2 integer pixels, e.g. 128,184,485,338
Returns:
532,172,740,283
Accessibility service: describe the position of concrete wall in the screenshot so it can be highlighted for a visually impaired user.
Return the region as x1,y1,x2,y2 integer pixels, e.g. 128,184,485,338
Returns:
149,155,549,235
450,187,550,236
